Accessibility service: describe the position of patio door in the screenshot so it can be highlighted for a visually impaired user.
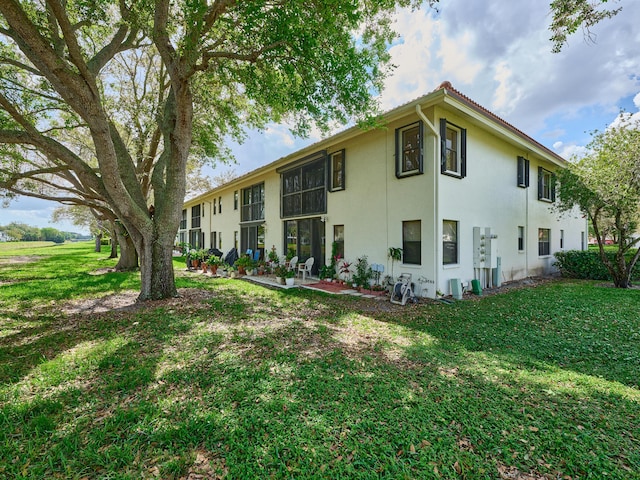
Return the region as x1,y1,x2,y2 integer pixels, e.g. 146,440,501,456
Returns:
284,217,325,275
240,223,265,259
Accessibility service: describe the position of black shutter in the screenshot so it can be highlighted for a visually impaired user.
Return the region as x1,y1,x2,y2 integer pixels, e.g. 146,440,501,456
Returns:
517,156,524,186
440,118,447,173
517,156,530,187
551,173,556,202
537,166,543,200
460,128,467,178
395,127,401,178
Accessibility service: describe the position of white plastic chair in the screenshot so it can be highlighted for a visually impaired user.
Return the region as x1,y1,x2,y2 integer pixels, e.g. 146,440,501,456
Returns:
288,256,298,272
298,257,314,280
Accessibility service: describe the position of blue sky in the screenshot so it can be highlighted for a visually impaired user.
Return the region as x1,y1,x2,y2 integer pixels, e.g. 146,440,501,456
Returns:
2,0,639,234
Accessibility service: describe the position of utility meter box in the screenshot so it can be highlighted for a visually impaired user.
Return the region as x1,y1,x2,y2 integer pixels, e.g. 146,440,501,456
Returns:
473,227,498,268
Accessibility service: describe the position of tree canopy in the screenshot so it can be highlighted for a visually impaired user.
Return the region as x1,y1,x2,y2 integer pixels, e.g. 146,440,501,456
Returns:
0,0,429,300
555,116,640,287
549,0,623,52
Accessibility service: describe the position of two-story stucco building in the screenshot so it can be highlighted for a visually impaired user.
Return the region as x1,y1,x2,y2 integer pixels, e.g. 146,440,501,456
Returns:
180,82,587,298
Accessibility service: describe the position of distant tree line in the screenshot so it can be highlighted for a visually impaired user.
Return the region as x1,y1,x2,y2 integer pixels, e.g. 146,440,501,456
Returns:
0,222,88,243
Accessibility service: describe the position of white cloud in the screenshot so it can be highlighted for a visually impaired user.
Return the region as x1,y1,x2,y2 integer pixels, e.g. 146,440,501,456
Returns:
555,143,588,161
264,124,295,147
379,0,640,141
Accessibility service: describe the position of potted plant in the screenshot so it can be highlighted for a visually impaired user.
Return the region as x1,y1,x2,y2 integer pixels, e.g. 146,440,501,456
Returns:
284,268,295,286
274,264,288,285
268,245,280,265
208,256,221,275
217,262,229,277
235,255,254,275
319,264,334,282
257,260,266,275
228,265,238,278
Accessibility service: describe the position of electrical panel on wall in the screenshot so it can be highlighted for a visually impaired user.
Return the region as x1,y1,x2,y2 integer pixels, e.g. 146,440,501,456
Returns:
473,227,498,268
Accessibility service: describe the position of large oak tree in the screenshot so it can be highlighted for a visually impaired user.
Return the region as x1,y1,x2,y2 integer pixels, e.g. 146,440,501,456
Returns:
0,0,426,300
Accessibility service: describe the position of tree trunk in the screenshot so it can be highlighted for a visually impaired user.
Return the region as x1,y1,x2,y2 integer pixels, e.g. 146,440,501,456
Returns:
95,233,102,252
110,238,118,259
108,223,119,259
114,229,138,271
137,230,177,301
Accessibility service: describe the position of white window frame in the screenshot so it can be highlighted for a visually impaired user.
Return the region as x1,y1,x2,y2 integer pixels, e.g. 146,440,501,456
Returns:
443,220,459,265
538,228,551,256
330,149,346,191
538,167,555,202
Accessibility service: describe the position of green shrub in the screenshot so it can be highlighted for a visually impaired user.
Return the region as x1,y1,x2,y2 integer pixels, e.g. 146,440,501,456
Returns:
554,249,640,281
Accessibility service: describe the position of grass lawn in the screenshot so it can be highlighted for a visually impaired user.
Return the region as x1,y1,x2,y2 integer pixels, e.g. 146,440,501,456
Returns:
0,242,638,479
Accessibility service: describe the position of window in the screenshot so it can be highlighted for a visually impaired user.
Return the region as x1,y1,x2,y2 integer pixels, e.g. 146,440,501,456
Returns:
189,229,201,249
234,231,238,250
395,122,423,178
402,220,421,265
180,209,187,230
234,191,239,210
581,231,585,250
218,232,222,250
218,196,222,213
211,232,216,250
191,204,201,228
285,220,298,255
443,220,458,265
538,228,551,256
538,167,555,202
518,226,525,251
517,156,530,188
281,155,327,218
334,225,344,259
440,119,466,178
213,198,217,215
330,150,345,191
560,229,565,249
241,183,265,222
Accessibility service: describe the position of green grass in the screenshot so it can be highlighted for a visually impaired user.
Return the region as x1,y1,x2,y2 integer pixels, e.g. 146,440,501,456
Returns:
0,243,638,479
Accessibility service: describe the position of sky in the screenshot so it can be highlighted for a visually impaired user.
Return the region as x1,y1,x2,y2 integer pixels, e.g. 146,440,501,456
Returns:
1,0,639,234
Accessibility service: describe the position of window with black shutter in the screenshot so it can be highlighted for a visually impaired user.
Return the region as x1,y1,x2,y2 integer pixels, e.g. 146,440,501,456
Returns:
537,167,555,202
440,118,466,178
517,156,530,188
395,122,423,178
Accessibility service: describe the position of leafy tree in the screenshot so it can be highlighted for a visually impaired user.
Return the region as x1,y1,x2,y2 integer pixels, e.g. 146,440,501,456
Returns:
40,226,65,243
0,222,40,241
549,0,623,52
555,115,640,288
0,0,429,300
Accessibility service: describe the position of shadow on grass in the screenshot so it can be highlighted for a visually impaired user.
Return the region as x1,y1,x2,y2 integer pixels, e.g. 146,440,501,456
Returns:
1,274,639,478
315,280,640,389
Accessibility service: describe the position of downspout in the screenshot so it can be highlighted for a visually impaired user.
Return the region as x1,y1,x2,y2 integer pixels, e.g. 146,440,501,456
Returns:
525,186,529,277
416,105,440,297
